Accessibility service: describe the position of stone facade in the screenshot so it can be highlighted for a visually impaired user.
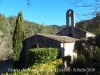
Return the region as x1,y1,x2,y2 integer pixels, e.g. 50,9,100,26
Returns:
19,33,76,68
56,9,95,39
56,27,95,39
19,9,95,68
60,42,77,60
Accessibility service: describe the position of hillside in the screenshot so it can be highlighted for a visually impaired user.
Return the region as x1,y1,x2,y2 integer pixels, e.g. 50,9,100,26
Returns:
76,13,100,35
0,13,65,60
0,12,100,60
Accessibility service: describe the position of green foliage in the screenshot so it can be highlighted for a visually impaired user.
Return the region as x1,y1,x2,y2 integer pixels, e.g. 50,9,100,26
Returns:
77,54,85,63
0,34,4,39
13,11,25,61
62,55,71,61
73,34,100,74
93,46,100,64
1,58,63,75
62,55,71,67
76,12,100,35
92,46,100,73
71,54,86,68
74,37,95,56
24,23,65,38
70,54,86,75
95,34,100,47
94,46,100,58
28,48,60,66
74,38,87,54
0,13,65,45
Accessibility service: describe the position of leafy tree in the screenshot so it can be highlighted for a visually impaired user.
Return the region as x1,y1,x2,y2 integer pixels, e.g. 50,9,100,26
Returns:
76,13,100,35
92,12,100,29
71,54,86,75
95,34,100,47
93,46,100,72
73,34,100,74
13,11,25,61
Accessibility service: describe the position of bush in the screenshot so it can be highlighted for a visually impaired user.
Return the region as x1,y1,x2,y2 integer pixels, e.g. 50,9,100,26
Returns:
62,55,71,67
1,58,64,75
28,48,60,66
77,54,85,63
70,54,86,75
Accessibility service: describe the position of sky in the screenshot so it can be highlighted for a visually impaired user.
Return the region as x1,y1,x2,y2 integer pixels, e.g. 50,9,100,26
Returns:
0,0,96,26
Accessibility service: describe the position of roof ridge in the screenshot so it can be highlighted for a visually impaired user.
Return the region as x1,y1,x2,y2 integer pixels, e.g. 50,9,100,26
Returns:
35,33,76,43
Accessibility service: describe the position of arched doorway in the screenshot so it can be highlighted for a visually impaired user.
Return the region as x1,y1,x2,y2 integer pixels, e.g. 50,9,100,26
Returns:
30,44,43,49
19,43,44,69
28,44,44,67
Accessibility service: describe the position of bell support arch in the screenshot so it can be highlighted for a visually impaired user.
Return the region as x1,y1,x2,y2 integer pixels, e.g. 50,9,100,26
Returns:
66,9,75,27
56,9,75,37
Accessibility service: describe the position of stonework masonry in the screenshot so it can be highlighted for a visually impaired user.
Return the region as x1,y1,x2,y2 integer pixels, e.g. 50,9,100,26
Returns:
19,9,95,68
56,9,95,38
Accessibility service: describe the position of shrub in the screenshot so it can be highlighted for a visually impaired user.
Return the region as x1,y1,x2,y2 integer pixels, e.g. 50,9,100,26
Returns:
28,48,60,66
1,58,64,75
62,55,71,67
77,54,85,63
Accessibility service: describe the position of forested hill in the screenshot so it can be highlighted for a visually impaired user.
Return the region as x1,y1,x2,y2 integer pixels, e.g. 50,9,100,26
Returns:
76,13,100,35
0,12,100,60
0,13,66,60
0,13,100,44
0,14,65,39
1,13,100,40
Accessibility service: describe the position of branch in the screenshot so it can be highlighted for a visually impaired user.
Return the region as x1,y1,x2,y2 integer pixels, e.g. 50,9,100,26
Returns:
26,0,32,8
67,0,100,16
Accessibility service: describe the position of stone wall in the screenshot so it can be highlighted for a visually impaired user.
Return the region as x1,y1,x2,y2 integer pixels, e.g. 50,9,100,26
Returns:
56,28,67,36
86,32,95,38
19,34,62,68
62,42,77,60
56,27,95,39
56,27,86,39
72,27,86,39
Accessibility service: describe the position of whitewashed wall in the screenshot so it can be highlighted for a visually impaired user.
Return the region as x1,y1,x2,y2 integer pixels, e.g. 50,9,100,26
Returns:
86,33,95,38
60,42,77,60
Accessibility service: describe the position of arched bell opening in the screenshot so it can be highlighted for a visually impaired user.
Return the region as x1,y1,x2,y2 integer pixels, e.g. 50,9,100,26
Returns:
68,33,73,37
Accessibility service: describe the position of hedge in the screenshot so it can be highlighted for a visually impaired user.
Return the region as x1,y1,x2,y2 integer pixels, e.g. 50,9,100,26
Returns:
28,48,60,66
1,58,64,75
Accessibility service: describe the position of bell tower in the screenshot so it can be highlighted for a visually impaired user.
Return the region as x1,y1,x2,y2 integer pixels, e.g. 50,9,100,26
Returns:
66,9,75,37
66,9,75,27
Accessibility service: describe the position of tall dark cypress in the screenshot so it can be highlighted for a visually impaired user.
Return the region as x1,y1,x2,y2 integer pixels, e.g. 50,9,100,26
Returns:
13,11,25,61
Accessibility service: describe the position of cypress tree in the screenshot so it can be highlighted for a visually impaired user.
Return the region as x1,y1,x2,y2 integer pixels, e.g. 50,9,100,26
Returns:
13,11,25,61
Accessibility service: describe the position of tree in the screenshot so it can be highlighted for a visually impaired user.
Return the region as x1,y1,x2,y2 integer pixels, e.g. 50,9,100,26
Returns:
67,0,100,16
93,12,100,28
71,54,86,75
13,11,25,61
93,46,100,73
95,34,100,47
